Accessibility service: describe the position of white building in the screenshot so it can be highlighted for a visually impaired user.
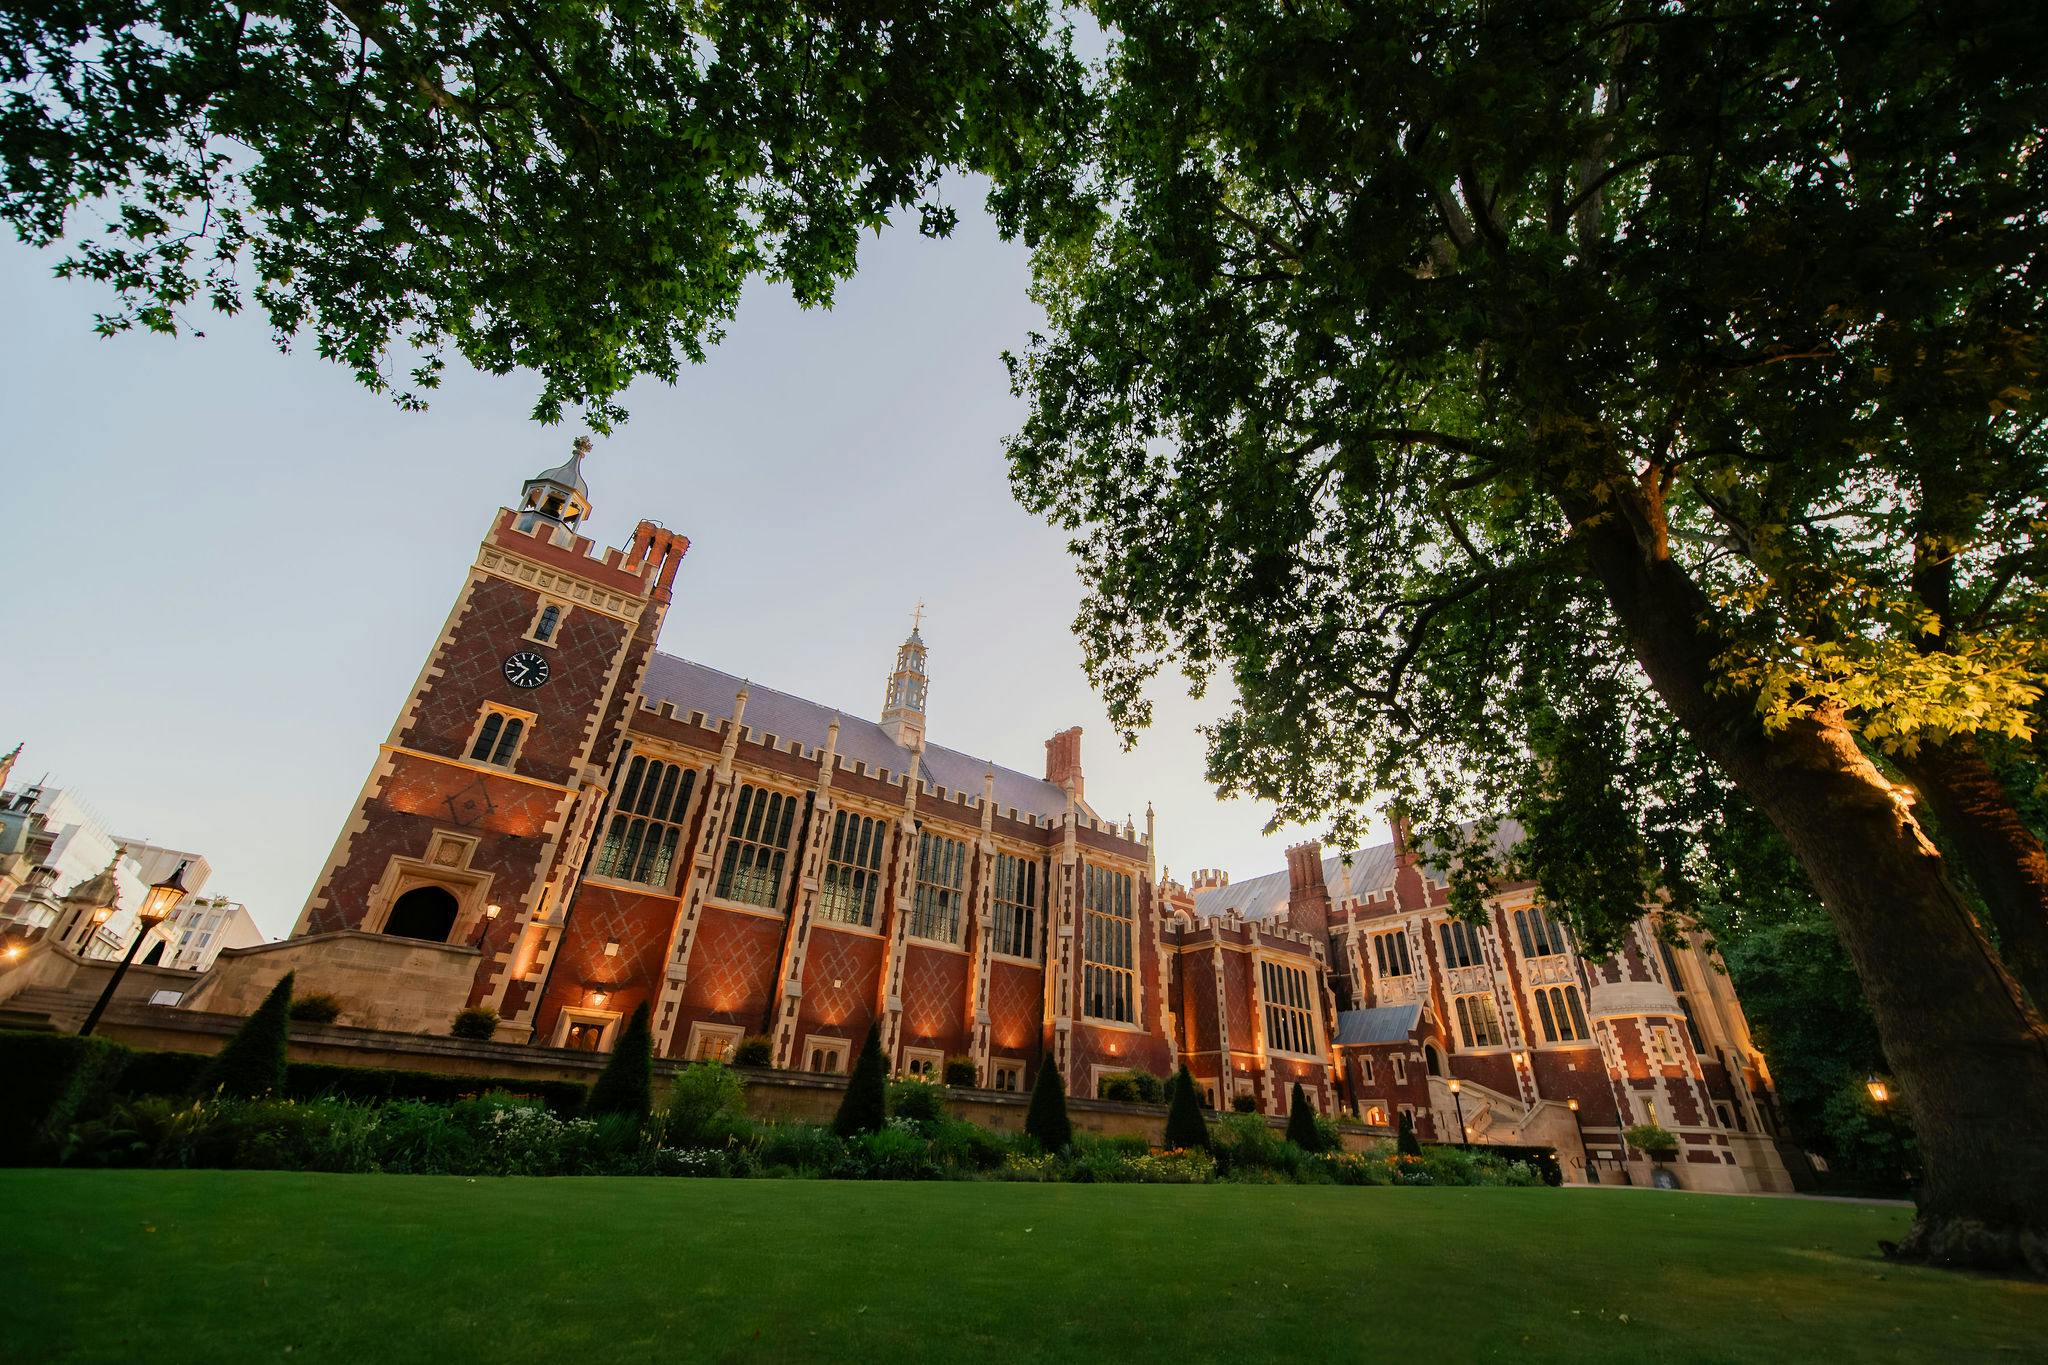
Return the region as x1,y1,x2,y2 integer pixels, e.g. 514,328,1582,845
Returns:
141,895,262,971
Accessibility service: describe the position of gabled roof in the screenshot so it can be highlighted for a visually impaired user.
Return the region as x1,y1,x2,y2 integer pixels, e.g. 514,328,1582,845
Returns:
636,654,1088,825
1334,1002,1424,1047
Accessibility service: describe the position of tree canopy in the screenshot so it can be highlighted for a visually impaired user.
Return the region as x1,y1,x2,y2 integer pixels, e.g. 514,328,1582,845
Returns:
1,0,1083,426
1002,0,2048,1269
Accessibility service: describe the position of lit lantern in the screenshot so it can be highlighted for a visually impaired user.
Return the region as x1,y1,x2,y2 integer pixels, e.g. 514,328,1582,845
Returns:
1866,1076,1890,1104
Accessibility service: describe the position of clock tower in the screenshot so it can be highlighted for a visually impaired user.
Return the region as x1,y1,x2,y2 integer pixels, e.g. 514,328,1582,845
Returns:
295,443,687,1030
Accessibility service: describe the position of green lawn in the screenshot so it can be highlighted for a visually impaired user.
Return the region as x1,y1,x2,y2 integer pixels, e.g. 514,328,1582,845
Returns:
2,1173,2040,1363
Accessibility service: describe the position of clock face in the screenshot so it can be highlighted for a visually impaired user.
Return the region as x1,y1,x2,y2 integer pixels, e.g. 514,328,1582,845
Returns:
503,651,550,689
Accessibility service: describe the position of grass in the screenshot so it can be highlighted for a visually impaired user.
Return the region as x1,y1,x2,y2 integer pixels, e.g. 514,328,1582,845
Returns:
3,1173,2042,1362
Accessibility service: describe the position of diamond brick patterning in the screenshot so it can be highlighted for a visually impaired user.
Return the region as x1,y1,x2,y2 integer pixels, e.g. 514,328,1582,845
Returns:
680,906,782,1022
798,928,885,1040
536,883,676,1029
987,959,1045,1056
410,576,632,788
900,944,970,1055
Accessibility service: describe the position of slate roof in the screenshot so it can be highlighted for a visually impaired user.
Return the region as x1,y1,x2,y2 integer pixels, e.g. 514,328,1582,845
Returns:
1189,821,1524,924
1334,1002,1424,1047
636,653,1091,825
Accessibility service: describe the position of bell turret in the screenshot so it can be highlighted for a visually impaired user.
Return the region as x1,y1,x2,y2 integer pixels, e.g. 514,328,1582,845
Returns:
879,604,930,749
515,436,595,542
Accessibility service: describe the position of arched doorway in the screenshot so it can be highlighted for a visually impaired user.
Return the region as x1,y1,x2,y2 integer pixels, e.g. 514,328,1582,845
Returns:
384,885,460,942
1425,1043,1445,1077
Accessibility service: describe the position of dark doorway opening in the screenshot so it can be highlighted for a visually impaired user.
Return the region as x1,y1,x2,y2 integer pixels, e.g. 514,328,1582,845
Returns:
384,886,460,942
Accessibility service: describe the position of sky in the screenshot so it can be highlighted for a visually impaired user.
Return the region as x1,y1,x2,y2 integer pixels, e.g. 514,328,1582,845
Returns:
3,180,1378,939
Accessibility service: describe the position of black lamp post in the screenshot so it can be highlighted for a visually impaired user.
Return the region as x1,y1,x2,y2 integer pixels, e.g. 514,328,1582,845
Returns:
1448,1077,1469,1146
79,861,190,1037
1568,1096,1596,1184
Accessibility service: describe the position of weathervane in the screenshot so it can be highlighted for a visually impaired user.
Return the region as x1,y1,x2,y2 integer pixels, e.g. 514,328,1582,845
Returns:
912,600,926,633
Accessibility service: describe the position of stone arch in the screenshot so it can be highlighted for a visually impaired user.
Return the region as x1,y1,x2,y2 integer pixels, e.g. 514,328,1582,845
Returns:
384,885,461,943
1425,1042,1445,1076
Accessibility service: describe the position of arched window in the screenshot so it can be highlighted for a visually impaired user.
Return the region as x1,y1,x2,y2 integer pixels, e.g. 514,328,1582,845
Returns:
1438,919,1485,969
384,885,461,942
1534,984,1591,1043
910,831,969,943
532,604,562,643
1453,992,1505,1048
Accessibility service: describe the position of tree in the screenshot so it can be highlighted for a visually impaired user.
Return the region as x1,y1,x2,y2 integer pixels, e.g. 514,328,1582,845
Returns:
197,971,292,1099
585,1001,652,1119
1002,1,2048,1272
1285,1081,1323,1152
1396,1111,1423,1159
833,1023,888,1138
1024,1057,1072,1152
1163,1064,1210,1150
0,1,1085,428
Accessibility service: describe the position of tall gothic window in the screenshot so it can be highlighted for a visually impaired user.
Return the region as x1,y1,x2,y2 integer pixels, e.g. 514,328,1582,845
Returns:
715,785,799,909
1453,992,1505,1048
1438,918,1486,969
592,754,696,888
990,853,1039,959
1659,940,1709,1052
1372,929,1413,977
1261,959,1316,1055
909,831,968,943
1515,906,1570,959
1082,863,1136,1023
1533,984,1592,1043
818,809,887,928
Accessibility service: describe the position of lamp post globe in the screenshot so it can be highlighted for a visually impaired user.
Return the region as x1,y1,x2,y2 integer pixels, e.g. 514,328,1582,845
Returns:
79,860,191,1037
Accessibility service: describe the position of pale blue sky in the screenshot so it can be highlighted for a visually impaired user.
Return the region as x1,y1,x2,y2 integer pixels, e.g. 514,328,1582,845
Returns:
4,180,1366,937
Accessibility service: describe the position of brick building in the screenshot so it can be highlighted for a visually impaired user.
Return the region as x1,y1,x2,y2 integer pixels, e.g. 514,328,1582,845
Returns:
150,446,1791,1189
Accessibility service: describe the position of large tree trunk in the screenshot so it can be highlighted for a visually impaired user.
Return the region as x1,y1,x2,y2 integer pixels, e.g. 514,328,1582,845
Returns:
1566,487,2048,1275
1894,737,2048,1014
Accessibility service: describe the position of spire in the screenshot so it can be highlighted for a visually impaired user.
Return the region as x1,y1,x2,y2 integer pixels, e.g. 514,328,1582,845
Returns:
63,847,126,911
879,608,929,749
0,742,18,792
515,436,595,541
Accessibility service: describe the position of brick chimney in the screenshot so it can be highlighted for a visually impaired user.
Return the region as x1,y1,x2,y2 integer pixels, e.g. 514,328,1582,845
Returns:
1284,840,1333,938
1389,811,1427,911
1189,868,1230,892
1044,726,1084,800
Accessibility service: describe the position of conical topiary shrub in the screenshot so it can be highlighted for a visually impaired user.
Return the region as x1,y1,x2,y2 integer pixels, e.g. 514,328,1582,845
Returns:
197,971,294,1098
1286,1080,1324,1151
834,1022,889,1138
586,1001,653,1119
1025,1057,1073,1152
1163,1063,1210,1151
1397,1108,1423,1157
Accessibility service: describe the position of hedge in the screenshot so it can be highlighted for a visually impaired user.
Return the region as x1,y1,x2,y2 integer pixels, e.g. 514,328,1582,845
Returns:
124,1045,589,1113
1476,1142,1564,1187
0,1031,131,1164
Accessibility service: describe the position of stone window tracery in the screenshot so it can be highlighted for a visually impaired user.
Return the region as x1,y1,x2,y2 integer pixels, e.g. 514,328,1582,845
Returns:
715,785,799,909
1082,863,1136,1023
1261,960,1317,1056
990,853,1039,959
592,754,696,888
909,831,969,943
1439,919,1486,969
818,809,887,928
1453,991,1505,1048
1533,984,1591,1043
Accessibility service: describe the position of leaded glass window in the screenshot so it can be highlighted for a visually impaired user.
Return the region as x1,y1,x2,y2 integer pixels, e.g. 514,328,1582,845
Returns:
715,784,799,908
909,831,968,943
1261,959,1317,1055
990,853,1039,958
592,755,696,888
1082,863,1136,1023
818,809,887,928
